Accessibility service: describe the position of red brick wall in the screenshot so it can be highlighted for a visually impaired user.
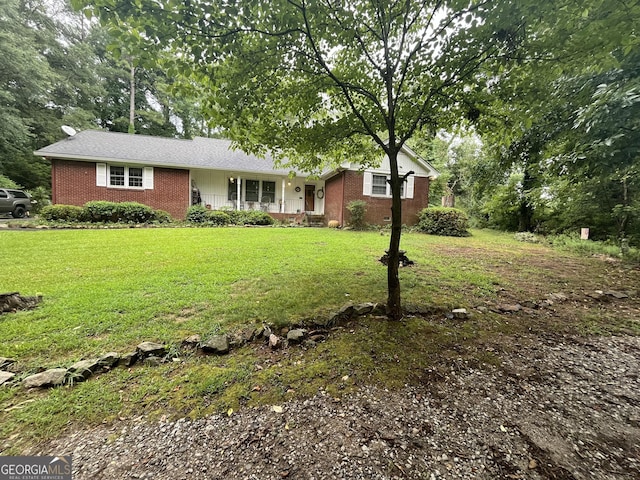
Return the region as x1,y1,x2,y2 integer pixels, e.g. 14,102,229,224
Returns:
326,170,430,226
51,159,190,219
324,173,345,225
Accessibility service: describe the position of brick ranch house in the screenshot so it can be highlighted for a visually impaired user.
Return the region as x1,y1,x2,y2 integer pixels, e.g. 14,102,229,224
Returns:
35,130,438,224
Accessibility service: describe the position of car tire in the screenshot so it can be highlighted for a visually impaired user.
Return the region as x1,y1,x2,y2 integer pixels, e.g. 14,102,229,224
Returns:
12,206,26,218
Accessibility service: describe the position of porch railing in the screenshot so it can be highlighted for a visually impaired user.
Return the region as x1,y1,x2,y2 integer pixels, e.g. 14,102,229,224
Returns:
199,194,309,214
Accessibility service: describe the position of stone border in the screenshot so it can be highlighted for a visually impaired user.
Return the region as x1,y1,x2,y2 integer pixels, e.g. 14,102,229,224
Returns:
3,289,634,391
0,302,388,390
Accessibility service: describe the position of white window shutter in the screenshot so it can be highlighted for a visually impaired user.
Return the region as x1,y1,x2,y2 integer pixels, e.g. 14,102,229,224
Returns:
363,171,372,196
406,175,415,199
143,167,154,189
96,163,107,187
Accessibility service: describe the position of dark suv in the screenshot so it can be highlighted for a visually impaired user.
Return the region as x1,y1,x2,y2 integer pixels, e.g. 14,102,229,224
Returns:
0,189,33,218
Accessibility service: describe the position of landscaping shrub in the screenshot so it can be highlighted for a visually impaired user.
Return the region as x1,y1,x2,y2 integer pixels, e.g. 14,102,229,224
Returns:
188,206,275,226
347,200,368,230
26,186,50,214
186,205,209,223
153,209,173,224
84,201,118,222
115,202,156,223
40,204,86,222
417,207,469,236
206,210,231,226
232,210,275,226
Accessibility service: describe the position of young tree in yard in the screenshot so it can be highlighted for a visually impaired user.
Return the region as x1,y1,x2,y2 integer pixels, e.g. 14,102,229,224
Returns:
78,0,563,319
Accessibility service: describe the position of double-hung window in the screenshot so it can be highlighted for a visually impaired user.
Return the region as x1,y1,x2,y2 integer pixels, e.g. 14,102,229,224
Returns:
363,171,413,199
371,175,388,195
109,166,125,186
97,163,153,190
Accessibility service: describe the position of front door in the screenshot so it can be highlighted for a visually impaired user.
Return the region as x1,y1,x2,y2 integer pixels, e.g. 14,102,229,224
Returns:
305,185,315,212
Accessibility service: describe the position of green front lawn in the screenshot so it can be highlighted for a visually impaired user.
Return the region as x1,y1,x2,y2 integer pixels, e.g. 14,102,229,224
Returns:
0,226,636,452
0,227,501,365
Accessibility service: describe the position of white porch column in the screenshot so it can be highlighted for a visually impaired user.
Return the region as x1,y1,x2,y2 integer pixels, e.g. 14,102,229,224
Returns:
236,177,242,210
281,178,286,213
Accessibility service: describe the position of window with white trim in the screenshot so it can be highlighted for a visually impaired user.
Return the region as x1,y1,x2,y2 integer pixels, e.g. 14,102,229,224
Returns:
97,163,153,190
363,171,413,198
109,166,125,186
128,167,143,187
371,175,387,195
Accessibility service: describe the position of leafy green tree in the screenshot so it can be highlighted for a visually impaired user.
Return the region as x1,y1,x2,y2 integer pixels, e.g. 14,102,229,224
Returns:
78,0,560,319
472,0,640,241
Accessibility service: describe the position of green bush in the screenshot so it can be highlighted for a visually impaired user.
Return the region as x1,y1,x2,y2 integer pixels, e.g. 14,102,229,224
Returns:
186,205,209,223
417,207,470,236
206,210,231,226
227,210,274,226
40,205,86,222
153,210,173,224
115,202,156,223
26,186,50,214
347,200,368,230
84,201,118,222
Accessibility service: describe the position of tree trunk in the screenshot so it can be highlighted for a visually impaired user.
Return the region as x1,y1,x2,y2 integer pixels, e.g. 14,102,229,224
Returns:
386,147,402,320
517,168,534,232
128,63,136,134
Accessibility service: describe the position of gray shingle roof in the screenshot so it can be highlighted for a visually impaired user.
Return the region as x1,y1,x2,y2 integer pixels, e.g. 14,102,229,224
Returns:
34,130,300,176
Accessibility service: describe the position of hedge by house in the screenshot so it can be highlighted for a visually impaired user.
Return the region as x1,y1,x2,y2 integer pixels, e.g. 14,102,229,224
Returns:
417,207,470,237
186,205,274,226
41,202,172,224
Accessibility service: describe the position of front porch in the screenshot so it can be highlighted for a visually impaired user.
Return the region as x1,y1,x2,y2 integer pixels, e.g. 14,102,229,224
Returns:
190,169,325,216
197,193,308,215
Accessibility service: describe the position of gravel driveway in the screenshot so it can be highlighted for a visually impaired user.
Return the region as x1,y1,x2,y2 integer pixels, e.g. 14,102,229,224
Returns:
33,333,640,480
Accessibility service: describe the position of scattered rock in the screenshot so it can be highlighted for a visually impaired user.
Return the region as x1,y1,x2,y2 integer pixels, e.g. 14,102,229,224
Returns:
68,359,100,381
586,291,605,301
97,352,120,369
498,304,522,313
143,356,163,367
0,357,16,370
182,335,201,348
0,371,15,386
23,368,68,389
604,290,629,299
287,329,306,344
269,334,283,350
119,352,138,368
451,308,469,319
136,342,167,358
201,335,230,355
354,303,375,316
308,334,327,343
328,304,355,327
547,292,568,302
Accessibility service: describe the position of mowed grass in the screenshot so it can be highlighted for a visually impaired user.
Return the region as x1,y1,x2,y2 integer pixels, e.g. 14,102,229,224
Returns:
0,227,500,365
1,226,636,452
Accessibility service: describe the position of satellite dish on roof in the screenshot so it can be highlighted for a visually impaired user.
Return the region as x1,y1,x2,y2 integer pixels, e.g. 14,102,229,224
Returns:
61,125,77,137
